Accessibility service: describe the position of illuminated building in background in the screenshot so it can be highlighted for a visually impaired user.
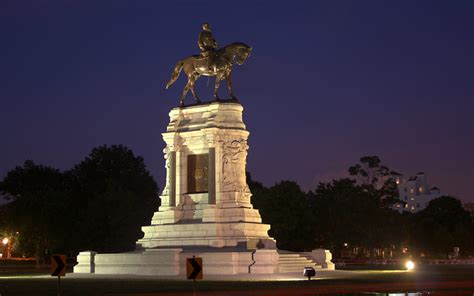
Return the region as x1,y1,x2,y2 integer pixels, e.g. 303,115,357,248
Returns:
392,172,441,213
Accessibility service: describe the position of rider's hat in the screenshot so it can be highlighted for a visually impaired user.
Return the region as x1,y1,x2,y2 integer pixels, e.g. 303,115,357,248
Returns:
202,23,211,31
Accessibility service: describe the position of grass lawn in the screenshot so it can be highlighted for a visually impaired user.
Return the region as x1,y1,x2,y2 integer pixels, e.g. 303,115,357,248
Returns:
0,265,473,295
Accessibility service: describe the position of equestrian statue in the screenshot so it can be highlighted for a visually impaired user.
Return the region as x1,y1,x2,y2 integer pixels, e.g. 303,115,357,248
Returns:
165,23,252,106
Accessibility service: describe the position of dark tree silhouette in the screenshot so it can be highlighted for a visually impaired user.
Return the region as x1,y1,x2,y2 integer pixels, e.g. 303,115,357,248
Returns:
409,196,474,258
68,145,159,253
309,178,408,256
0,145,160,259
348,155,400,207
0,161,70,263
250,179,314,251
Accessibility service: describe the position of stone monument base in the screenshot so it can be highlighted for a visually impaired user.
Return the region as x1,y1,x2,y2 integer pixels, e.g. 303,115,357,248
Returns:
74,101,335,277
75,248,334,276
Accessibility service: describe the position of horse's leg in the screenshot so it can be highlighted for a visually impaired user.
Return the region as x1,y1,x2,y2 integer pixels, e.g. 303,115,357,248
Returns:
214,74,223,101
179,80,191,106
226,73,237,100
178,63,193,106
189,73,201,103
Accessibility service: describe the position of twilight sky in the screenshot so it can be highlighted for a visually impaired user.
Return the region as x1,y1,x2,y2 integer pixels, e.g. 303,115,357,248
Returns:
1,1,473,201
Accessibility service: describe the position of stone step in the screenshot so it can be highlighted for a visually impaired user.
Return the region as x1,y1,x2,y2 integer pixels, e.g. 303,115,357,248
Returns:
278,257,313,262
278,257,314,262
279,265,321,272
279,262,320,268
278,256,314,260
279,261,315,266
279,265,318,270
277,252,321,273
279,267,308,273
278,254,302,258
278,260,315,265
279,265,320,271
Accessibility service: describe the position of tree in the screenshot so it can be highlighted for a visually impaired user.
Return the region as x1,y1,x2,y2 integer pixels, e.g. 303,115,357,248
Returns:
67,145,159,253
0,207,21,258
349,156,388,186
251,180,313,251
309,179,408,257
348,155,400,207
0,145,160,259
246,172,265,195
409,196,474,258
0,161,70,263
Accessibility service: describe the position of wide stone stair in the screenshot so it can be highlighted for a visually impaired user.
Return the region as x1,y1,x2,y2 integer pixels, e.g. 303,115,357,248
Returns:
277,251,321,273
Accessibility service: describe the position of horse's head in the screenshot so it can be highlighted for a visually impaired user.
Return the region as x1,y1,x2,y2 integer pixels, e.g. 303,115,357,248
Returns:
230,42,252,65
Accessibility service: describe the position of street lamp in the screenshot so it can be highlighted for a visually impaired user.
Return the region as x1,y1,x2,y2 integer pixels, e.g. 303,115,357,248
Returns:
2,238,8,246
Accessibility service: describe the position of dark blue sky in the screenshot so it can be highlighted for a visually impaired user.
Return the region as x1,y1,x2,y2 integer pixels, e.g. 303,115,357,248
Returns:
1,1,473,201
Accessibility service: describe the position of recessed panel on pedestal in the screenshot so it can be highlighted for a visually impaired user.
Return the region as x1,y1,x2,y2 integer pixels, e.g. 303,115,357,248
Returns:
187,154,209,193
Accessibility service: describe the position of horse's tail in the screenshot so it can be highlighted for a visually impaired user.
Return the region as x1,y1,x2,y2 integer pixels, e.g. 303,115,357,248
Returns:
165,60,184,89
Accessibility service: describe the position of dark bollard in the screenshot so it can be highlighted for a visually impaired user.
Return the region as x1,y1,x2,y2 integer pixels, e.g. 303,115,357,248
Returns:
303,267,316,281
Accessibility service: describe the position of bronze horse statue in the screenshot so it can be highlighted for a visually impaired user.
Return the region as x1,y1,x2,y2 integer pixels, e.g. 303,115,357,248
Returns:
165,42,252,106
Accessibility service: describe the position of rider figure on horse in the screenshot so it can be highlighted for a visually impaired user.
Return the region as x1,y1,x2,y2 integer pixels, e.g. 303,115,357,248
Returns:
165,23,251,105
198,23,218,72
